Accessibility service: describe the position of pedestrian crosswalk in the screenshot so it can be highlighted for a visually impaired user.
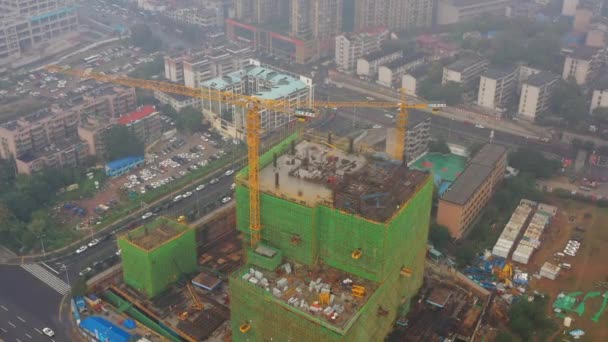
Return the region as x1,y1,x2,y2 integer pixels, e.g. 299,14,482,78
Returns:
20,264,71,295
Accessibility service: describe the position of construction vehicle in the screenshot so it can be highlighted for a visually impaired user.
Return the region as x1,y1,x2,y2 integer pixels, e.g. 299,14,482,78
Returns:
46,65,441,250
495,262,513,286
187,283,204,311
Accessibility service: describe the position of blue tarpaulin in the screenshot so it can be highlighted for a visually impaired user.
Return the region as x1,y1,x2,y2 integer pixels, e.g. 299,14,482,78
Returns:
80,316,132,342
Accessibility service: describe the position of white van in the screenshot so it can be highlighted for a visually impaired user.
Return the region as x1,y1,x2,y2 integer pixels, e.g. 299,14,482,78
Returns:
559,263,572,270
554,252,565,258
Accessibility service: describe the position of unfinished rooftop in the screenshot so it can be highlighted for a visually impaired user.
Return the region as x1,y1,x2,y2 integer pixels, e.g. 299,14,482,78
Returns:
258,140,430,222
121,217,189,251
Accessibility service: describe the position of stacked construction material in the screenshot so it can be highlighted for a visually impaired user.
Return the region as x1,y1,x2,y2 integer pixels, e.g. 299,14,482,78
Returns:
492,201,534,258
539,262,560,280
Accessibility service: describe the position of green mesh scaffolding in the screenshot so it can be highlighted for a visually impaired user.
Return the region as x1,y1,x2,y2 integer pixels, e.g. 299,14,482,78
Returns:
118,217,198,298
232,134,434,341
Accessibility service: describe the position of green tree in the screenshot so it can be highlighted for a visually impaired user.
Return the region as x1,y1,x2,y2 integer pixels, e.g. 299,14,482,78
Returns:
429,224,452,250
509,148,560,178
550,81,587,124
509,295,556,341
70,277,88,297
454,243,476,267
429,138,451,154
467,142,484,157
104,125,145,161
592,107,608,124
439,81,463,106
129,55,164,80
495,331,516,342
176,106,203,133
130,23,162,52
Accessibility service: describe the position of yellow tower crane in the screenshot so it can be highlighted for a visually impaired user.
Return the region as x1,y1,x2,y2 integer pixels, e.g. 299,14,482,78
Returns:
46,65,440,248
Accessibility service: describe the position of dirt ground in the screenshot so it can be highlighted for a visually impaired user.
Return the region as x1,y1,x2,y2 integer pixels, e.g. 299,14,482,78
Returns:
525,197,608,341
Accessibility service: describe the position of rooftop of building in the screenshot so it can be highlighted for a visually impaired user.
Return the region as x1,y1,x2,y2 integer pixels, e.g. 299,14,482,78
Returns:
383,52,427,69
235,261,379,330
441,144,507,205
360,47,402,62
118,105,157,125
158,90,195,102
568,46,601,60
408,63,431,78
339,27,388,41
120,217,190,251
17,136,86,162
524,71,558,87
445,55,486,72
201,64,308,100
449,0,506,7
79,316,132,342
257,140,430,222
481,67,516,80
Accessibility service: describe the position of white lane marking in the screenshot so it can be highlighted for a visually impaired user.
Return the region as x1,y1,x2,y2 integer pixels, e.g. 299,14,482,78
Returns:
17,316,25,323
17,338,23,342
41,263,59,275
1,305,8,311
34,328,42,335
20,264,71,295
0,327,6,332
24,333,32,339
8,321,16,328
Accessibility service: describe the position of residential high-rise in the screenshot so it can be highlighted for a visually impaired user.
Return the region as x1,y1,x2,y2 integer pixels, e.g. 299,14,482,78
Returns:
0,0,79,67
234,0,282,24
477,67,517,112
334,28,389,71
562,47,606,86
517,71,558,121
437,0,510,25
354,0,433,31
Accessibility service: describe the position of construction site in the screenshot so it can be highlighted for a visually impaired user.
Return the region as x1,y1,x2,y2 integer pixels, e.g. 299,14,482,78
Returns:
230,132,434,341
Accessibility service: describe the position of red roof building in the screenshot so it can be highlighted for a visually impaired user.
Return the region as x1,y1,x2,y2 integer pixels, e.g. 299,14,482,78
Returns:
117,105,162,145
118,105,156,125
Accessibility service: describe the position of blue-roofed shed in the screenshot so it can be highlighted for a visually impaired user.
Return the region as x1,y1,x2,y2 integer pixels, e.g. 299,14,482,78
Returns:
105,156,144,177
79,316,132,342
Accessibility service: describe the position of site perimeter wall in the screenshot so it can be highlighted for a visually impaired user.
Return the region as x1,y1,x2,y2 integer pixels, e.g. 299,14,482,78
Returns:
118,228,198,298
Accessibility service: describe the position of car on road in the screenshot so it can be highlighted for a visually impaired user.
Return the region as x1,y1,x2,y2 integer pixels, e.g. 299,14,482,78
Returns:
78,267,92,277
196,184,205,191
372,124,382,129
222,197,232,203
116,249,122,256
173,195,183,202
209,178,219,184
475,124,485,129
183,191,193,198
88,239,100,248
225,169,235,176
366,96,375,101
76,245,88,254
141,212,153,220
42,327,55,337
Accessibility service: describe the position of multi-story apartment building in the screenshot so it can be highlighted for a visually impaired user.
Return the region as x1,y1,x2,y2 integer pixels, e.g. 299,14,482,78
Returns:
437,144,508,238
234,0,282,24
437,0,509,25
154,90,199,112
354,0,434,31
0,0,79,67
562,47,606,86
199,61,312,140
356,47,402,77
77,116,113,157
477,67,517,112
334,28,389,71
183,45,253,88
401,63,430,96
442,55,488,90
590,88,608,113
377,52,427,88
586,22,608,48
74,85,138,120
385,114,431,163
118,105,162,146
164,8,223,29
0,105,87,174
517,71,558,121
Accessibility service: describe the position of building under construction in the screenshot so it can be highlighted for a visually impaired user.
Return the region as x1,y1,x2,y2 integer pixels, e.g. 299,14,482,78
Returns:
230,133,434,341
118,217,198,298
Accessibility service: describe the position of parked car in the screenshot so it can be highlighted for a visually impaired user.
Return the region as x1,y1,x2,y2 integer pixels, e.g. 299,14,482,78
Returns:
78,267,92,277
42,327,55,337
225,169,234,176
222,197,232,203
76,245,88,254
141,212,153,220
173,195,183,202
88,239,100,248
196,184,205,191
210,178,219,184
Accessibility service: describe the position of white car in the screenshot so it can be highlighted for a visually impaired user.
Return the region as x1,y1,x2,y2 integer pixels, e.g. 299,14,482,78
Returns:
210,178,219,185
183,191,193,198
225,169,234,176
76,245,88,254
78,267,92,277
88,239,100,248
222,197,232,203
372,124,383,129
141,212,153,220
42,327,55,337
173,195,183,202
196,184,205,191
115,249,122,256
475,124,485,129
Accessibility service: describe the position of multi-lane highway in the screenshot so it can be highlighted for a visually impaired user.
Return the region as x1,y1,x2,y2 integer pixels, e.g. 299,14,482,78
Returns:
0,265,68,342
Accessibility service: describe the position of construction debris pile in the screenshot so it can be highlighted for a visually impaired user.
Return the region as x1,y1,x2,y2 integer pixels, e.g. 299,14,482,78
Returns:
240,262,377,328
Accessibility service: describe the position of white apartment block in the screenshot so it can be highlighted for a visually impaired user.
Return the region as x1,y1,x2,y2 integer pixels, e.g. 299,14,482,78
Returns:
354,0,434,31
289,0,343,40
0,0,79,67
477,68,516,111
517,71,558,121
356,48,403,77
590,88,608,113
437,0,509,25
401,64,430,97
442,55,488,89
199,61,313,140
377,52,426,88
154,91,199,112
164,7,223,29
562,47,606,86
334,28,389,71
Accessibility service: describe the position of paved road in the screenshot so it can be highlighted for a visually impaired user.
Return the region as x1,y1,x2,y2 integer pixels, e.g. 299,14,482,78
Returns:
0,266,68,342
315,87,569,158
43,175,235,283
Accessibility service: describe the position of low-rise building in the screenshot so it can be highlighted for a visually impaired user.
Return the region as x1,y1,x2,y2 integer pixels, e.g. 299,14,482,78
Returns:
477,67,517,112
154,90,199,112
199,61,312,140
415,34,459,60
437,0,510,25
334,28,389,71
437,144,508,238
356,48,402,77
377,52,427,88
562,46,606,86
164,7,223,29
401,64,431,97
517,71,558,121
442,55,488,90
